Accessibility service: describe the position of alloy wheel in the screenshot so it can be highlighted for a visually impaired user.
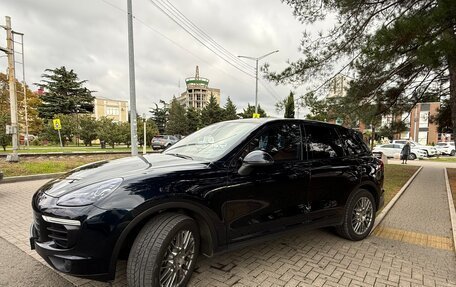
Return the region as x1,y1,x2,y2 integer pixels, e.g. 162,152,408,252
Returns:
159,230,196,287
351,197,374,235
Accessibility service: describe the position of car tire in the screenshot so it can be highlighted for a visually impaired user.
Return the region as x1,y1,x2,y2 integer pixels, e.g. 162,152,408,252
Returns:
408,153,417,160
451,150,455,156
127,213,200,287
423,150,429,157
336,189,376,241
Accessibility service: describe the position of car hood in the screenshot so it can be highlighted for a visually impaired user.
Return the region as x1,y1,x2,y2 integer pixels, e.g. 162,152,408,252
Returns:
39,154,210,197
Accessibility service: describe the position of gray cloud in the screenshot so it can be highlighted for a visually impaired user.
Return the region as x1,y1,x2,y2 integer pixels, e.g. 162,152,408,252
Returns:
1,0,308,117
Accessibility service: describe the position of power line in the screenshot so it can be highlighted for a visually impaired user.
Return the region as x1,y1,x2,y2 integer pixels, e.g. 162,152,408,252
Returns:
148,0,255,78
157,0,255,72
99,0,255,92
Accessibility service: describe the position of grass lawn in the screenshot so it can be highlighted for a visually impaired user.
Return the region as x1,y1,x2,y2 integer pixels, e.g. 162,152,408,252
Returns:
0,145,133,154
427,156,456,162
0,154,129,177
382,164,420,207
445,169,456,208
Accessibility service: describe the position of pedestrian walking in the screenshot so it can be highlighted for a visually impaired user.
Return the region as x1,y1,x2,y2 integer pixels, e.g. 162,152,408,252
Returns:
401,141,411,164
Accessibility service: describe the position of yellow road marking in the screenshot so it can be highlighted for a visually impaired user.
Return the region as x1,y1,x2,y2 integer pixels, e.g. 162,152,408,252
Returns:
373,226,454,251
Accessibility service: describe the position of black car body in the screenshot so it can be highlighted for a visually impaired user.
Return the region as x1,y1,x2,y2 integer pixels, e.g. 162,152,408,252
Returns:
30,119,384,285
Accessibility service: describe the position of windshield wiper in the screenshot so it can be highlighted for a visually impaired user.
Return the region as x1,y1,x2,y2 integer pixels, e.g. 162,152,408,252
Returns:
166,153,193,160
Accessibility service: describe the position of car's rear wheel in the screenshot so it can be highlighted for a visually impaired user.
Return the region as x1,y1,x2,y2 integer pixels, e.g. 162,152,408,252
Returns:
451,150,455,156
127,213,200,287
336,189,376,241
408,153,417,160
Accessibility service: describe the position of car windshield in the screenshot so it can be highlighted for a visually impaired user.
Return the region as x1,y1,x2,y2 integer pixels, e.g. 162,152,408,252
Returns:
437,143,447,146
164,121,259,161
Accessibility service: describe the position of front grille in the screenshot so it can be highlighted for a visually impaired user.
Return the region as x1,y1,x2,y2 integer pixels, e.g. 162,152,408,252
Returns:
33,213,79,249
47,223,69,248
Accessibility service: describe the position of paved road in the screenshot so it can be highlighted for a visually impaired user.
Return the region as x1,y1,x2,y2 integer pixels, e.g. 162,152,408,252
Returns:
0,164,455,287
0,236,73,287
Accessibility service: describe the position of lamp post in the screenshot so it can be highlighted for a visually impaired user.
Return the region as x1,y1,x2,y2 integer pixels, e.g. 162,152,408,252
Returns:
75,104,81,147
238,50,279,115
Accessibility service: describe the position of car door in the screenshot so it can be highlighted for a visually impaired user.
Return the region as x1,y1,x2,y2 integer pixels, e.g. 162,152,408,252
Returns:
380,144,396,157
223,121,311,243
303,123,359,225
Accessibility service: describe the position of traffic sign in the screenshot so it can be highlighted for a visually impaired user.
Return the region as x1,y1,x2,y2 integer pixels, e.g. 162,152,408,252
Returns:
53,118,61,130
252,113,260,119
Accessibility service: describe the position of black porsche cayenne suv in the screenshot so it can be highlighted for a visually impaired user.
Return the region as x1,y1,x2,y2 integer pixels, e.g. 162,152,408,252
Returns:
30,119,384,286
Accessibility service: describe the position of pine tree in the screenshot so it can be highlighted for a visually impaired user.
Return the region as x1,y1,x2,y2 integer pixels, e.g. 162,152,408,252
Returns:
223,97,238,120
36,67,94,119
284,92,295,118
266,1,456,141
186,106,200,134
201,94,223,126
166,98,188,135
149,100,169,134
238,103,267,118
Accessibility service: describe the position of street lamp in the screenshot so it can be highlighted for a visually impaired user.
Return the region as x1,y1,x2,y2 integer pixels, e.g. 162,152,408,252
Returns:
238,50,279,115
75,104,81,147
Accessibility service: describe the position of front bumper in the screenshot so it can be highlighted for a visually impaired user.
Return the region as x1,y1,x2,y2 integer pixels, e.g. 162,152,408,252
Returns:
29,208,125,281
30,228,112,281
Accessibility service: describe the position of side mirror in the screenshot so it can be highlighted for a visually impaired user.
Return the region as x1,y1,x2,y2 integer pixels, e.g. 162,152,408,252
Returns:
238,150,274,176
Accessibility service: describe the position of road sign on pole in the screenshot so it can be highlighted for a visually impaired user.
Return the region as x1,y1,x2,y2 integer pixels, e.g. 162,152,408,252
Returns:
53,119,63,147
53,118,61,130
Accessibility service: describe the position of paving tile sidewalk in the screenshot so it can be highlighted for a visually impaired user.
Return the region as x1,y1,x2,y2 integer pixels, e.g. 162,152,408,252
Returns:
0,167,455,287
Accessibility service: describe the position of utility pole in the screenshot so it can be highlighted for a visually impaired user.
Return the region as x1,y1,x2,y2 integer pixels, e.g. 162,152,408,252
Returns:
127,0,138,156
13,31,29,148
1,16,19,162
238,50,279,115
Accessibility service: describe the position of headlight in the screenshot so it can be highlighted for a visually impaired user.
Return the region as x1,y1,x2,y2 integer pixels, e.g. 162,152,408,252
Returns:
57,178,123,207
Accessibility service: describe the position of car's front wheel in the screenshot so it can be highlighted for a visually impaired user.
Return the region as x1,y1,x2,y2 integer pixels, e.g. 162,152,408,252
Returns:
408,153,417,160
127,213,200,287
336,189,376,241
451,150,455,156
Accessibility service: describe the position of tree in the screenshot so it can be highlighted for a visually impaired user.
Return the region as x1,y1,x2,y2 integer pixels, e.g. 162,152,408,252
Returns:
266,1,456,143
433,98,452,133
0,73,44,135
201,94,223,126
39,114,77,146
137,116,160,147
238,103,267,118
149,100,169,134
186,106,200,134
117,121,131,147
284,92,295,118
166,98,188,135
0,114,11,151
79,115,98,146
223,97,238,120
36,66,94,119
96,117,119,148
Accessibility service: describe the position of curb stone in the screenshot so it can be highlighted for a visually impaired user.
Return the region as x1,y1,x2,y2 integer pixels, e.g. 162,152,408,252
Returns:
371,166,423,234
444,168,456,255
0,172,64,184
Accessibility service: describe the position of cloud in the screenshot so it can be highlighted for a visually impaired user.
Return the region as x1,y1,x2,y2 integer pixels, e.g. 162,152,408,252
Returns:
1,0,308,117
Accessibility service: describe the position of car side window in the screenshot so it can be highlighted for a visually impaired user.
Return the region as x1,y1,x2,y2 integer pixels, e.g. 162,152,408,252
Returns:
304,124,344,159
241,123,302,162
337,128,367,155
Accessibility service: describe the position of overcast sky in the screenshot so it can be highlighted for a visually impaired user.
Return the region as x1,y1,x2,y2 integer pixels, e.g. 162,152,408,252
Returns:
1,0,310,117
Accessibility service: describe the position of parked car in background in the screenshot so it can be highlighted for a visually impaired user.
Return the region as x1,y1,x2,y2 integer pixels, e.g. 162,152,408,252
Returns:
435,142,455,156
30,119,384,286
391,140,438,157
373,144,427,160
151,135,179,149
